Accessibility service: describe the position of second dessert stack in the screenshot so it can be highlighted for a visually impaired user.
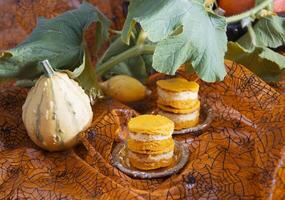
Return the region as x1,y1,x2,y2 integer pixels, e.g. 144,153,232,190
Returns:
156,78,200,130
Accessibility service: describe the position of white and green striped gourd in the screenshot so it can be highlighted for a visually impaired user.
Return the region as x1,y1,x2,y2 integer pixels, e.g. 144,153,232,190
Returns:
22,60,93,151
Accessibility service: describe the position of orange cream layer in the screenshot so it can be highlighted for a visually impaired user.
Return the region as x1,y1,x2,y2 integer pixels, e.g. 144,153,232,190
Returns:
127,138,174,154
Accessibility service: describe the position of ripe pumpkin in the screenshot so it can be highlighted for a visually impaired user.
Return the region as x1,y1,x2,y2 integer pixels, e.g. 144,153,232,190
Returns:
22,60,93,152
218,0,255,16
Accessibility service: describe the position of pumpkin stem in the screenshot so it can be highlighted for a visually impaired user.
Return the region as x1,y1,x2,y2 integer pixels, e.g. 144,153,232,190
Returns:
41,60,55,77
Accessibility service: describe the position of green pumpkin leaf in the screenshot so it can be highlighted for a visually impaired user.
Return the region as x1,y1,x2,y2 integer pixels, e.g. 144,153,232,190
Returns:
77,53,97,91
226,42,285,82
238,16,285,49
122,0,227,82
0,3,110,80
226,15,285,82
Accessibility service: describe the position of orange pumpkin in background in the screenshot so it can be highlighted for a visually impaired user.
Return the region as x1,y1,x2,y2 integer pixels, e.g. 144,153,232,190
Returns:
219,0,285,16
218,0,255,16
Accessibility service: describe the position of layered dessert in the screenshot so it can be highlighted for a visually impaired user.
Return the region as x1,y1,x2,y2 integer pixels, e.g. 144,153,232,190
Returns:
127,115,175,170
156,78,200,130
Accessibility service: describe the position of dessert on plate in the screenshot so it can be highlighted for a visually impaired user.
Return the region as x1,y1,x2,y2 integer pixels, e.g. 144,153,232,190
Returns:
156,78,200,130
127,115,175,170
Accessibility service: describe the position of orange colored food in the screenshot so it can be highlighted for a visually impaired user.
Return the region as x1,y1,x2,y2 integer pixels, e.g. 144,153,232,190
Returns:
158,110,200,130
129,153,173,170
128,115,174,135
156,77,201,130
127,114,175,170
158,101,200,114
174,116,200,130
156,78,199,92
127,138,174,154
157,98,200,110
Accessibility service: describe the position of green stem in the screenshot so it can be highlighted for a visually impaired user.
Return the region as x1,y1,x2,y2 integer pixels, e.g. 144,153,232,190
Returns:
226,0,273,23
136,30,147,45
247,24,257,46
96,44,156,76
109,29,122,35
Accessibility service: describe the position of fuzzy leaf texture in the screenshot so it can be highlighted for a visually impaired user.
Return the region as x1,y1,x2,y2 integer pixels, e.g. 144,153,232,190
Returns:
122,0,227,82
238,16,285,49
0,3,110,80
226,16,285,82
226,42,285,82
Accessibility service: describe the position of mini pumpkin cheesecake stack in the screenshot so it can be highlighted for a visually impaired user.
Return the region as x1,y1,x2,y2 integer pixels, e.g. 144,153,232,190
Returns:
156,78,200,130
127,115,175,170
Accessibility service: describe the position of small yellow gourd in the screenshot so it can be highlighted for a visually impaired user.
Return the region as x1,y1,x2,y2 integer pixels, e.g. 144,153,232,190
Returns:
22,60,93,152
100,75,149,103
